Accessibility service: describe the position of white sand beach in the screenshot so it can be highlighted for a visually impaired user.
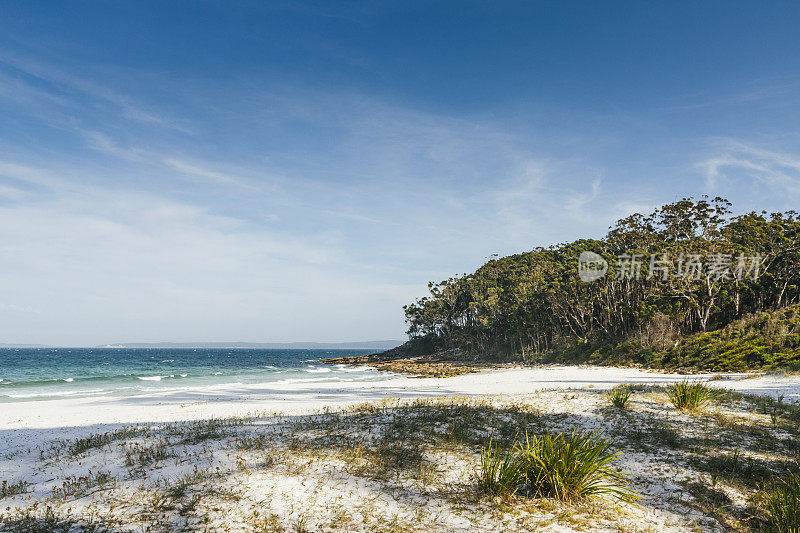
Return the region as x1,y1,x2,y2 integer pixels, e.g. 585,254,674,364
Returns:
2,365,798,434
1,366,799,532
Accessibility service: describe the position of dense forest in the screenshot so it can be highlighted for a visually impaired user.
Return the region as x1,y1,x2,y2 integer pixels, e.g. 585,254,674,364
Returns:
402,197,800,370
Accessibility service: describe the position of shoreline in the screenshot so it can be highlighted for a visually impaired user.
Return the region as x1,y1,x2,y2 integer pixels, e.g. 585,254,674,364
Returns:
319,353,496,377
2,365,798,434
318,349,795,378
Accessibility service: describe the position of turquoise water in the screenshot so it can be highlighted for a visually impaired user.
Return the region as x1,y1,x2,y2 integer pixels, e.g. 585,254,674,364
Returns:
0,348,385,402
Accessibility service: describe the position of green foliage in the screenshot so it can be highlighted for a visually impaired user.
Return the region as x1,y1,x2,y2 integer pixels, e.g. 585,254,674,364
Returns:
763,469,800,532
659,305,800,371
402,196,800,371
667,380,718,411
477,430,638,503
608,385,632,408
476,438,524,497
515,429,639,503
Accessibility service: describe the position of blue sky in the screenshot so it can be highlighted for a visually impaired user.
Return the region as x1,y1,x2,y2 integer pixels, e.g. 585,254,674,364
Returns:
1,1,799,345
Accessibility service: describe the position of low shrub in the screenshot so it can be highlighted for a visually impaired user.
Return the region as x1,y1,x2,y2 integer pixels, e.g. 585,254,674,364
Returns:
668,380,718,411
608,385,632,408
477,430,638,503
515,429,638,503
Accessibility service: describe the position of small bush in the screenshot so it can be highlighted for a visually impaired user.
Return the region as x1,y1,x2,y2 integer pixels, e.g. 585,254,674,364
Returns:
763,470,800,532
668,380,718,411
477,430,638,503
516,429,638,503
608,385,632,408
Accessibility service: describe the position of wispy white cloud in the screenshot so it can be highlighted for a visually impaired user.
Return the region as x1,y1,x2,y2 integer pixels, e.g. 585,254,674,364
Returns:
0,159,425,344
81,131,266,190
0,184,27,200
0,82,620,343
565,178,602,214
163,158,260,189
0,49,194,134
700,139,800,196
666,78,800,112
5,45,778,344
82,131,149,163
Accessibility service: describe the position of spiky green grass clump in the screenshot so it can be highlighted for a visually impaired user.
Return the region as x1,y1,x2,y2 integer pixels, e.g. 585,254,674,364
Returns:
668,380,718,411
477,438,523,496
477,430,638,503
608,385,632,408
763,470,800,532
516,430,639,503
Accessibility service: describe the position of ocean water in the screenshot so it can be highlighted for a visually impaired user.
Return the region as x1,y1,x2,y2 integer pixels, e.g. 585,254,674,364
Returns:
0,348,386,402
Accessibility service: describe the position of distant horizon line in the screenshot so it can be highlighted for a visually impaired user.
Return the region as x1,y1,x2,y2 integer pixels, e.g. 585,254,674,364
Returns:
0,340,405,349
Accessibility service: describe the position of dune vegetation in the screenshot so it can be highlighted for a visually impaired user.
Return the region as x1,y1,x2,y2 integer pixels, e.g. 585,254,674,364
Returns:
1,386,798,532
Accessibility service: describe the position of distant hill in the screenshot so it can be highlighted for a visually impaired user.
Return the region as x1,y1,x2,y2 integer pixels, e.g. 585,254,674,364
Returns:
96,340,405,350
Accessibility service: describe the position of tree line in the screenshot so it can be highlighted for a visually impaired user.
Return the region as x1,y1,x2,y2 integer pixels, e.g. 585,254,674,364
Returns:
403,197,800,360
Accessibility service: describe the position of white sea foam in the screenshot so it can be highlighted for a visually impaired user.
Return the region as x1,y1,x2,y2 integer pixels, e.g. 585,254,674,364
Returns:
272,376,342,385
138,374,188,381
335,364,376,373
3,388,110,399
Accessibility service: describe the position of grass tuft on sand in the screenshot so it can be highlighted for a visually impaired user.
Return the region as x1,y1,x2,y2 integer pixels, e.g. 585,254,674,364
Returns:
477,429,638,504
762,466,800,532
667,379,718,411
608,385,632,408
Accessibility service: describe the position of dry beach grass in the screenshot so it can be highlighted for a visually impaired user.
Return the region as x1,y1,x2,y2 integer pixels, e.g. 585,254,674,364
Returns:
1,377,799,532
